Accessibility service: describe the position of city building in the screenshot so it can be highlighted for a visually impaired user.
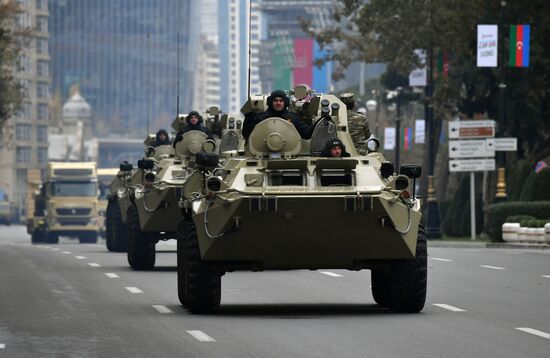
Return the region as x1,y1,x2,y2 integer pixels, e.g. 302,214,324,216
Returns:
192,35,221,113
48,0,199,131
0,0,50,213
217,0,262,113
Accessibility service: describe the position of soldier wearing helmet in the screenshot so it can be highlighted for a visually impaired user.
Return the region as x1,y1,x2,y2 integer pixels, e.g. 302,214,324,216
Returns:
173,111,213,147
243,90,312,139
320,138,351,158
340,93,371,155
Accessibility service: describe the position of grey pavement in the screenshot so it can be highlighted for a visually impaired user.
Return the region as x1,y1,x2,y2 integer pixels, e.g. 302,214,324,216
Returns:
1,225,549,357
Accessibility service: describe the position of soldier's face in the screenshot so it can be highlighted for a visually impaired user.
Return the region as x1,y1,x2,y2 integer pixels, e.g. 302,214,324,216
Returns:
272,97,285,111
158,133,167,141
189,115,199,125
330,146,342,157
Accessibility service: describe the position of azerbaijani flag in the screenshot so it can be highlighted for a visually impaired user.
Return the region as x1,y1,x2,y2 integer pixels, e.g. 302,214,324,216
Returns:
402,127,413,151
509,25,530,67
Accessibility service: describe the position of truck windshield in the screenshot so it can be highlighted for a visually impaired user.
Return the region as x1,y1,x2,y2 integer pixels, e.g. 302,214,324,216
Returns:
51,181,98,197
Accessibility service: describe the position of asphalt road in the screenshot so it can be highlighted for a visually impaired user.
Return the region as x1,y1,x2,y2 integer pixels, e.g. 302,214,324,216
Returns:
1,225,549,357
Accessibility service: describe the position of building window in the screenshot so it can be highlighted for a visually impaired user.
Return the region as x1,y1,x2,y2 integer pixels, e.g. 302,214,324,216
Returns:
36,16,48,32
19,102,31,119
16,124,32,141
19,79,30,98
37,82,49,99
18,56,32,74
16,147,32,163
37,125,48,142
15,12,30,28
37,60,49,77
37,148,48,164
36,0,47,10
37,103,48,121
37,38,48,54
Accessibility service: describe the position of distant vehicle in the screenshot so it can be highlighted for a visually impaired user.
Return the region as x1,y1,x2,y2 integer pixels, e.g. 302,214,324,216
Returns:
176,86,426,314
27,162,100,244
0,189,17,225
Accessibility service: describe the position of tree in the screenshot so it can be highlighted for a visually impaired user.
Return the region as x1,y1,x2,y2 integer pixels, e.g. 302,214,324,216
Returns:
303,0,550,159
0,2,27,146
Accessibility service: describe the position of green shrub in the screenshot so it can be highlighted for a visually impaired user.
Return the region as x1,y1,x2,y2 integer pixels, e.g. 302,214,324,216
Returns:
485,201,550,241
519,218,550,228
506,215,535,223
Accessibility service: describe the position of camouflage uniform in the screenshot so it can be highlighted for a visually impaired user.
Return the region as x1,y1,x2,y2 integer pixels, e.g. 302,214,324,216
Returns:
340,93,371,155
347,111,371,155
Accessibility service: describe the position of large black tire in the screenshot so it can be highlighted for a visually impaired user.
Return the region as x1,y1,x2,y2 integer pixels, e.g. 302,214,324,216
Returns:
106,199,127,252
105,200,115,251
385,225,427,313
371,269,390,307
177,220,221,313
31,231,44,244
45,232,59,244
79,232,98,244
126,205,155,270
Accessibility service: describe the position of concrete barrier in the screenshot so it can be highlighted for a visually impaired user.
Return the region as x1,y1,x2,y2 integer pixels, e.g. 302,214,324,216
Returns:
502,223,520,242
545,223,550,244
517,227,527,242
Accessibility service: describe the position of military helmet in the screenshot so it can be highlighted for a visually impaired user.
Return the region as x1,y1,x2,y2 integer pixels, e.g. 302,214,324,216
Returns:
339,93,355,110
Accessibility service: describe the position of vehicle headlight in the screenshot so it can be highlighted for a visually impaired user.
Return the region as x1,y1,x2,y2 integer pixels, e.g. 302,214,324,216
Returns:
117,188,127,198
135,187,145,199
213,168,227,180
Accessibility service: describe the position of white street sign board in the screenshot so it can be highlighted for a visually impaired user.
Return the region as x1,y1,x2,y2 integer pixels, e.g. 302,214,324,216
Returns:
449,139,495,158
449,120,495,139
477,25,498,67
486,137,517,151
449,158,495,172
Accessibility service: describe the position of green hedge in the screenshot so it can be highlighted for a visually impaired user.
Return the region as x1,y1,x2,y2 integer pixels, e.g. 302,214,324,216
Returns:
505,215,535,223
486,201,550,241
520,219,550,228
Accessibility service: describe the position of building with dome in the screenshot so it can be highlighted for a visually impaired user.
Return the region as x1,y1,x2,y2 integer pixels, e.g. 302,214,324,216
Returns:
48,91,93,162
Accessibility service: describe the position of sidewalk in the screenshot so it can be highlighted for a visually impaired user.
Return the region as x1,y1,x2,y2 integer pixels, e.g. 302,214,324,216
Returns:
428,240,550,250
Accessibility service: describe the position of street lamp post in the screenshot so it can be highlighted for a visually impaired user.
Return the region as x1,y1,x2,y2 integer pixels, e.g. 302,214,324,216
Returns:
386,88,402,169
366,94,379,138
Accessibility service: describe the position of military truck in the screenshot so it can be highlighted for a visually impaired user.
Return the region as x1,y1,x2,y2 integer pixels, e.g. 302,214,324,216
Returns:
97,168,119,238
28,162,100,244
176,87,426,314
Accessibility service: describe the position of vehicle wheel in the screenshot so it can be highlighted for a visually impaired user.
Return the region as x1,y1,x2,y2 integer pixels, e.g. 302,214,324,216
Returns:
371,269,390,307
178,219,221,313
126,205,155,270
79,232,98,244
105,200,115,251
386,225,427,313
111,199,128,252
45,232,59,244
31,231,44,244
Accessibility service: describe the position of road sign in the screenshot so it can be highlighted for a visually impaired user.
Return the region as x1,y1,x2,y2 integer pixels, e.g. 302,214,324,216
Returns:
448,120,495,139
449,139,495,158
486,137,517,151
449,159,495,172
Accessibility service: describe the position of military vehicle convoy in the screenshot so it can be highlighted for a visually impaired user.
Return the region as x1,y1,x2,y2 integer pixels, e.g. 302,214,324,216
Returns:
97,168,119,238
175,87,426,314
28,162,100,244
104,162,134,252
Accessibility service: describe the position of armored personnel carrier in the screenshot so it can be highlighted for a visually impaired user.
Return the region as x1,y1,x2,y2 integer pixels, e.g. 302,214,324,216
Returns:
123,115,218,270
176,86,426,313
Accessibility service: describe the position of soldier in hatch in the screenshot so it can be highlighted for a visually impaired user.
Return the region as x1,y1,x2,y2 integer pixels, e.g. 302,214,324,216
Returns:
243,90,312,139
152,129,171,147
173,111,213,147
320,138,351,158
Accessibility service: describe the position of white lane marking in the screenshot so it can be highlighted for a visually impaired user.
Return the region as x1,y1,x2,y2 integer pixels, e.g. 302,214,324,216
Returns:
186,330,216,342
88,263,101,267
319,271,343,277
541,275,550,279
153,305,174,314
105,273,119,278
432,303,467,312
125,287,143,294
62,251,71,254
431,257,453,262
51,248,60,251
0,343,5,349
75,256,86,259
515,327,550,339
480,265,506,270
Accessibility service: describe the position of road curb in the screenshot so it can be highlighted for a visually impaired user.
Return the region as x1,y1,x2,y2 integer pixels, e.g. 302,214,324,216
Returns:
428,240,550,250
